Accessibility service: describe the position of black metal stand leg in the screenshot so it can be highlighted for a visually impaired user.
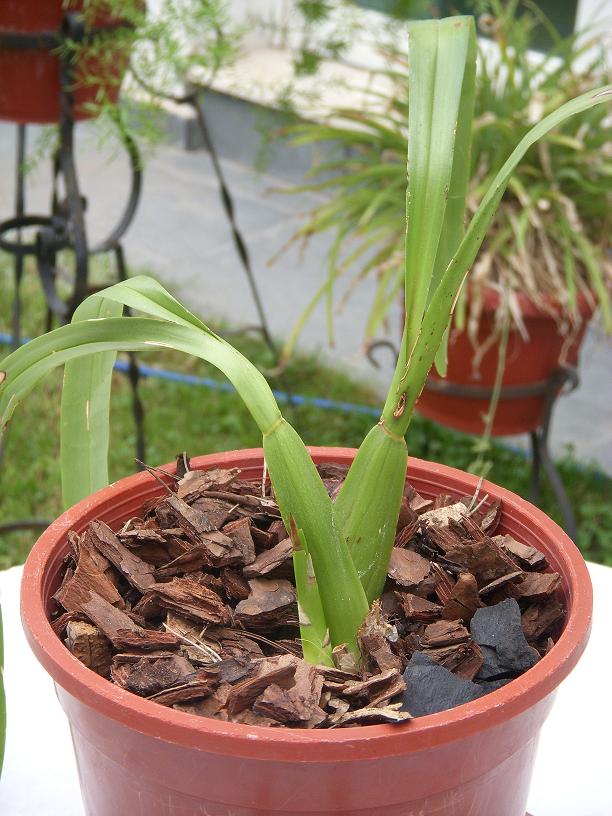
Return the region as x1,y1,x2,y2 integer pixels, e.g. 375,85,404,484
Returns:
530,427,578,541
114,244,146,466
11,125,26,351
57,25,89,318
528,430,542,505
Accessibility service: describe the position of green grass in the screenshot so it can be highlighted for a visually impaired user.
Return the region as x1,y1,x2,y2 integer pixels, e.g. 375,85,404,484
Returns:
1,262,611,569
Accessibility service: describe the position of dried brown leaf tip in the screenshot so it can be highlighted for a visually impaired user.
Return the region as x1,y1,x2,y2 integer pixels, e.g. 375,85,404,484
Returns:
56,463,566,729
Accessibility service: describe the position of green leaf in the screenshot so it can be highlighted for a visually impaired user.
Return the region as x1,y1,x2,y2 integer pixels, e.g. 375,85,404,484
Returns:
388,84,612,433
334,423,407,602
60,296,122,508
290,520,333,666
0,280,370,659
402,17,476,372
264,419,368,655
0,603,5,778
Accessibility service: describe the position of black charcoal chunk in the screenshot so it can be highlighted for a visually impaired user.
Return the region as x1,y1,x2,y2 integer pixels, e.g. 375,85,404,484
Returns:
400,651,486,716
470,598,539,680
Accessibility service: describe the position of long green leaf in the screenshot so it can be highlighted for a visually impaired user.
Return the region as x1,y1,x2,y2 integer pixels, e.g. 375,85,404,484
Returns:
333,423,407,603
402,17,475,369
384,84,612,434
60,296,122,508
0,284,369,658
0,604,5,778
334,18,476,593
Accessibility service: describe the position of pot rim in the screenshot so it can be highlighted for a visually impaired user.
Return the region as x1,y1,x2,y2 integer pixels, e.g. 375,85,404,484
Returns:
475,284,594,320
21,447,592,762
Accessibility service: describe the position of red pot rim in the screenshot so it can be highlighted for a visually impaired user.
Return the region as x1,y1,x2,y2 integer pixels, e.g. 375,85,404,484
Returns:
475,285,595,320
21,448,592,762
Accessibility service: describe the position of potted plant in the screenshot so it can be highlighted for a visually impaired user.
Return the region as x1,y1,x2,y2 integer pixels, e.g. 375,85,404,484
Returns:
0,0,137,124
1,16,608,814
279,0,611,436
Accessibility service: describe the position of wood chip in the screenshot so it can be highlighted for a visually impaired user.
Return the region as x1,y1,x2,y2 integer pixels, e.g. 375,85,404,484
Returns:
58,586,180,651
147,670,219,706
115,654,196,696
220,567,251,601
65,620,113,676
441,572,482,622
521,599,564,642
174,682,232,720
478,499,502,535
494,535,548,571
421,641,484,681
226,655,297,715
387,548,431,589
395,592,442,622
514,572,561,602
254,660,323,724
243,537,293,578
85,521,156,593
420,619,470,648
479,571,525,598
444,538,513,586
235,578,297,630
357,601,402,673
431,563,455,605
134,577,232,625
340,668,406,707
332,703,410,727
420,503,466,528
176,468,240,502
54,539,124,612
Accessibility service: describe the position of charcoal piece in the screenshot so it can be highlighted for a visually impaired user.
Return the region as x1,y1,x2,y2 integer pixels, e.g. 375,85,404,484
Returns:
400,652,486,716
470,598,539,680
475,677,512,693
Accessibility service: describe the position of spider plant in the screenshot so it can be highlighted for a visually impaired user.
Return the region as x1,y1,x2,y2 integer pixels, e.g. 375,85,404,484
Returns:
279,0,612,359
1,17,609,667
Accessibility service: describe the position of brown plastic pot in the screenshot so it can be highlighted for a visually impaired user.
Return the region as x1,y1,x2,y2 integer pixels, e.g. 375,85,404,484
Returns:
416,288,594,436
0,1,131,124
21,448,592,815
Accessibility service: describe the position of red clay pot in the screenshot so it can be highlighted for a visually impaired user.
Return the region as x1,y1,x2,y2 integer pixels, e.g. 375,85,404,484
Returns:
416,289,594,436
21,448,592,816
0,1,130,124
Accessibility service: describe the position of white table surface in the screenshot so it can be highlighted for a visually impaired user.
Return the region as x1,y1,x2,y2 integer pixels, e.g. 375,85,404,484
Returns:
1,561,610,816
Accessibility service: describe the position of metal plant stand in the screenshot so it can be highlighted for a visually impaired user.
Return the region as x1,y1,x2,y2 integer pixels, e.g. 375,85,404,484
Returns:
368,341,580,541
0,11,146,463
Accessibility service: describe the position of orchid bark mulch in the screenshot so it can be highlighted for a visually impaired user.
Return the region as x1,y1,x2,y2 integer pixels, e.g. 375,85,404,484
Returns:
51,459,565,728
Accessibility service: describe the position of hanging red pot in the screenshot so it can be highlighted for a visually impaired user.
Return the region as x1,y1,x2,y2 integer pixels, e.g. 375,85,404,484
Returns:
417,288,595,436
0,0,133,124
21,447,591,815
